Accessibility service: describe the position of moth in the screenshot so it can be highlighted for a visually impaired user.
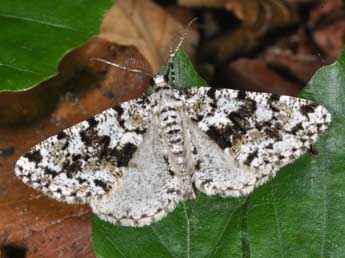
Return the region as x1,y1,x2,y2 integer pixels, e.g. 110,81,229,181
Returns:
15,20,331,227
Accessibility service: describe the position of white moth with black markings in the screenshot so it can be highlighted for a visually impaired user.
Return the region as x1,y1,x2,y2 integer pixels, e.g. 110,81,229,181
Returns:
15,20,331,227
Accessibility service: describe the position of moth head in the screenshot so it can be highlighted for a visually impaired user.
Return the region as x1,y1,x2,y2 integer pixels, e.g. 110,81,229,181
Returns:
153,74,167,88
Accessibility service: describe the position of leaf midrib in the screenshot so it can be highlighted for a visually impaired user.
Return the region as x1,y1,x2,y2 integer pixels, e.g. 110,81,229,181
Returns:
206,201,244,258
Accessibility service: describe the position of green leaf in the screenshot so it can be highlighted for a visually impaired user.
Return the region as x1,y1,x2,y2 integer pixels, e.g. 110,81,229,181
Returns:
0,0,114,91
167,50,207,88
92,49,344,258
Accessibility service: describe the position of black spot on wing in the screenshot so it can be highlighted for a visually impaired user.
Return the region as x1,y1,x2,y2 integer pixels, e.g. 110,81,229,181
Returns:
72,154,82,161
264,127,281,140
290,122,303,135
206,125,234,149
79,130,91,145
241,98,257,115
62,159,82,179
94,179,110,191
278,155,285,160
267,94,282,112
131,127,147,135
79,124,102,146
228,112,250,133
244,149,258,166
78,178,87,184
266,143,274,149
24,150,42,163
113,105,124,117
57,131,67,140
168,169,175,176
161,106,175,113
225,97,256,135
99,135,111,159
44,167,58,178
207,88,216,100
113,143,138,167
300,103,318,116
269,94,280,102
61,141,69,150
87,117,99,128
195,159,201,170
237,90,247,100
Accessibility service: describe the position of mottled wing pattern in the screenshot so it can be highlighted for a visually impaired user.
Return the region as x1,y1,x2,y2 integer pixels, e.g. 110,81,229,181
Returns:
91,120,187,227
15,95,152,204
184,87,331,197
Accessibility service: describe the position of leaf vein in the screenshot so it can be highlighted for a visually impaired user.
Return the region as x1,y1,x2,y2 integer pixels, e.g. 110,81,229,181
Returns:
104,235,129,258
183,203,191,258
150,225,178,258
0,13,77,32
271,183,285,258
0,63,41,75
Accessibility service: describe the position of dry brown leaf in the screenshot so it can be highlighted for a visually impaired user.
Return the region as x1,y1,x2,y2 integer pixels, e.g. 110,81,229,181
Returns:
179,0,294,26
264,49,327,84
217,58,300,96
200,27,258,63
224,0,260,25
178,0,226,8
178,0,259,25
307,0,345,60
313,20,345,59
100,0,199,72
199,0,299,63
308,0,344,29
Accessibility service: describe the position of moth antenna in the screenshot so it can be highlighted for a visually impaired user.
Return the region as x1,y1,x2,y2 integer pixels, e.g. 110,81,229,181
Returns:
91,58,154,78
168,17,198,64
